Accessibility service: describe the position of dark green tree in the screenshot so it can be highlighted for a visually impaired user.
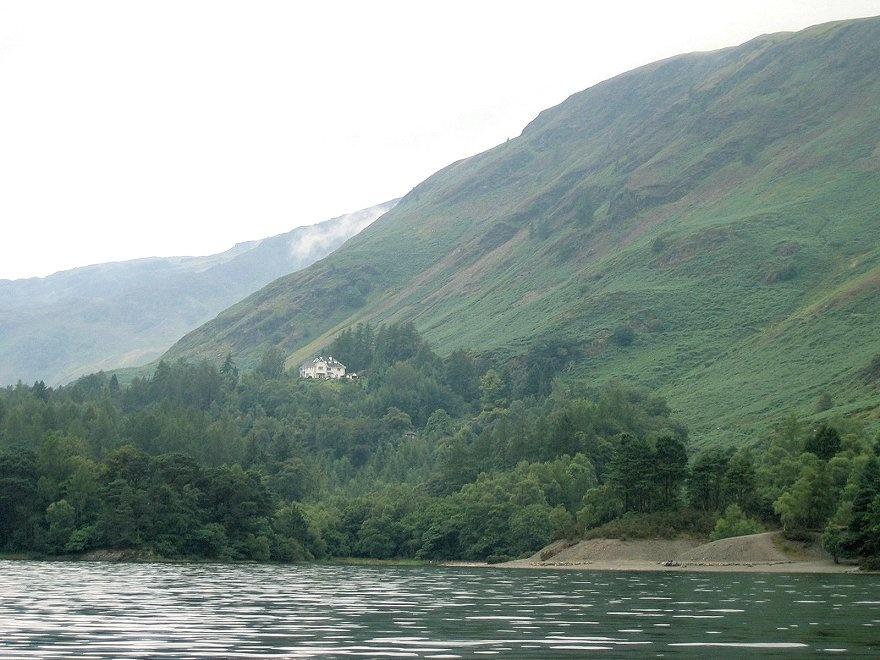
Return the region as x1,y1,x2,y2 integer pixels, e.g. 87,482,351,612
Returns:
203,464,273,559
546,412,580,459
220,353,239,387
723,448,759,514
32,380,50,402
804,424,842,461
516,339,574,398
41,499,76,552
328,323,375,372
479,369,507,412
654,434,688,509
373,321,427,368
98,478,150,548
443,349,480,404
608,433,655,513
774,458,836,531
687,449,728,512
257,346,286,379
0,450,39,550
844,455,880,557
272,502,324,560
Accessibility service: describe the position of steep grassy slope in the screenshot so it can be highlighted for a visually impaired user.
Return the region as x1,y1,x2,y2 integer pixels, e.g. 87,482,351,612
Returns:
167,17,880,444
0,201,396,385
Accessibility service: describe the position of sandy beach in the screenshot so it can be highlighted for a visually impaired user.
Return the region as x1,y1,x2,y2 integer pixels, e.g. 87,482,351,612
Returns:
449,532,861,574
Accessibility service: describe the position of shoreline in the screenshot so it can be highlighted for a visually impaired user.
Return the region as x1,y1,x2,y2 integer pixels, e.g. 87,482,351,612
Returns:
445,531,863,574
443,558,860,574
502,558,859,573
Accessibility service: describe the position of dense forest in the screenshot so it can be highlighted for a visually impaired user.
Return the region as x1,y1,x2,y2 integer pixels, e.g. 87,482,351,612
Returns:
1,321,878,567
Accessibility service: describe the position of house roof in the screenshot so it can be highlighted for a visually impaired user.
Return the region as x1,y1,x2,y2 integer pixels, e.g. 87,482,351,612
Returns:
300,356,346,370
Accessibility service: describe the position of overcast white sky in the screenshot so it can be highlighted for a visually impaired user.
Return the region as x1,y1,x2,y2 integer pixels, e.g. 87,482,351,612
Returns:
2,1,879,280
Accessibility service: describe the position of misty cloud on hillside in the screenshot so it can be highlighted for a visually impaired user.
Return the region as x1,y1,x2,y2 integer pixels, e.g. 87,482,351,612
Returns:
288,200,398,263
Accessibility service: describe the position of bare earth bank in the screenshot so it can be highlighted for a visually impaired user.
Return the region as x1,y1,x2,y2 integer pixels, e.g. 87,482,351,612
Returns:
451,532,859,573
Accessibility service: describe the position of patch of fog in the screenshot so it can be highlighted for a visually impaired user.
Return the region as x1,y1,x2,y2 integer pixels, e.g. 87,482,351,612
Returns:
288,200,399,263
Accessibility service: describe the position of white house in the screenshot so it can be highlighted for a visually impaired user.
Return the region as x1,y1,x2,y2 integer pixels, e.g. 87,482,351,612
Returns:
299,356,347,379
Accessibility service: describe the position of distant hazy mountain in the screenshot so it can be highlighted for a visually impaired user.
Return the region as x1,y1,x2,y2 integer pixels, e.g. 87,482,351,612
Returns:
0,200,398,385
166,17,880,446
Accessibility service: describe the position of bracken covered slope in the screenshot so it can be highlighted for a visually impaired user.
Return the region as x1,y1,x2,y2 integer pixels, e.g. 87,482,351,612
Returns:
166,17,880,445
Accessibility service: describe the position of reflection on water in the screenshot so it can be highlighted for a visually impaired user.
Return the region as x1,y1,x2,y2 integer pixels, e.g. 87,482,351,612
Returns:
0,561,878,657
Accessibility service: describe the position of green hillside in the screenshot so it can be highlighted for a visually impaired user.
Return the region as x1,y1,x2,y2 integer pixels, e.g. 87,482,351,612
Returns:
0,201,396,386
167,17,880,445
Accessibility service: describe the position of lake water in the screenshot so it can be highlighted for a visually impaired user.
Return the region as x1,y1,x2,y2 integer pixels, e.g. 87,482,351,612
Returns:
1,561,879,657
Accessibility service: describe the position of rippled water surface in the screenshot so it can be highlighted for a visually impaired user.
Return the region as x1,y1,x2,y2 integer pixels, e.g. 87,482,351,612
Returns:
1,561,879,657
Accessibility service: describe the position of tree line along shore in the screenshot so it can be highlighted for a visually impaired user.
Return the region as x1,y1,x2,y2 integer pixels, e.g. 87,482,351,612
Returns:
1,322,878,568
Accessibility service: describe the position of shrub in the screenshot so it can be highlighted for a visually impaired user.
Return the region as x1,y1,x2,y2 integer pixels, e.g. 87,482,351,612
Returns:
585,510,714,540
610,325,635,347
814,392,833,413
781,528,816,543
859,555,880,571
822,524,845,564
709,504,763,541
